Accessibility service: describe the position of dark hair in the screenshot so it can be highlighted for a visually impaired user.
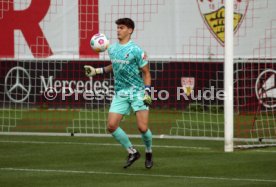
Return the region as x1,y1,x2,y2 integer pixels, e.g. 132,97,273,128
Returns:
115,18,135,30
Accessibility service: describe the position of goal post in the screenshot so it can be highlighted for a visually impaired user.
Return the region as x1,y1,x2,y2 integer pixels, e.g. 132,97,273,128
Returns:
224,0,234,152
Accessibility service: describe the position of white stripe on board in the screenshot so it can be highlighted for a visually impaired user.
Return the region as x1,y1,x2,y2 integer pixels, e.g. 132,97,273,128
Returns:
1,167,276,183
253,150,276,153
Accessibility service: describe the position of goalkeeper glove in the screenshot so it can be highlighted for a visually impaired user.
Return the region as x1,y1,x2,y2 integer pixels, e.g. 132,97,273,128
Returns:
84,65,104,77
143,86,152,106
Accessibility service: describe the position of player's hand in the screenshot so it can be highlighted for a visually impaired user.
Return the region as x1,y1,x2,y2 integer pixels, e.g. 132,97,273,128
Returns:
143,87,152,106
84,65,103,77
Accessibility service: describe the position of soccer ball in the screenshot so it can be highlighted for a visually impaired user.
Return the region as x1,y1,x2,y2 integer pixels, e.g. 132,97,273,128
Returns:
90,33,109,52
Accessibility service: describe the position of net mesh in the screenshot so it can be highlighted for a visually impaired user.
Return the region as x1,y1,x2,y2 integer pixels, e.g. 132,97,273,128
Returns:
0,0,275,148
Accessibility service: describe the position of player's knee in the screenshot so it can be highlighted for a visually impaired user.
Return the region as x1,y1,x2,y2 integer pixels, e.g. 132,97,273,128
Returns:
107,122,118,133
138,126,148,133
107,126,116,133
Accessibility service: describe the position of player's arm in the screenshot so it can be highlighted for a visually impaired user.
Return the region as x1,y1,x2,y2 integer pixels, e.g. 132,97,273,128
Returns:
141,64,152,106
84,64,112,77
141,64,151,86
103,64,113,73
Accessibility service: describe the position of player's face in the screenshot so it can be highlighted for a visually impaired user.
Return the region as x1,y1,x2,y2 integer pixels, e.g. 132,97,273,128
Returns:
117,25,133,42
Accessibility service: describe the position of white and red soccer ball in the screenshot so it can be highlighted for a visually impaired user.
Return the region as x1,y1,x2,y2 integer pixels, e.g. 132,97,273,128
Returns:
90,33,109,52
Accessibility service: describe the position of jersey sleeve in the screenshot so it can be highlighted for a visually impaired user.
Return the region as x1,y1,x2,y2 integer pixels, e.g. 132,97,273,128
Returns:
135,47,148,68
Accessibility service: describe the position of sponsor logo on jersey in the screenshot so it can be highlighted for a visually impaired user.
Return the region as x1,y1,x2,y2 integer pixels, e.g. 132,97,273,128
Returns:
112,59,130,64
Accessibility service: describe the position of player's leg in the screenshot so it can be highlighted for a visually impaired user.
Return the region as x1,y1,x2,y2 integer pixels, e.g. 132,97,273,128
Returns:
131,91,153,168
135,110,153,169
108,95,140,168
107,112,135,153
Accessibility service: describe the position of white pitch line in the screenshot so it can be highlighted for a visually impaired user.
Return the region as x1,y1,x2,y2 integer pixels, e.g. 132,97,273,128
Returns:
0,140,210,150
1,167,276,183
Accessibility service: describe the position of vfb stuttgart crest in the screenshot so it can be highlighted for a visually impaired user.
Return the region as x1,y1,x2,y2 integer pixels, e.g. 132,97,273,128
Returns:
197,0,249,46
181,77,195,96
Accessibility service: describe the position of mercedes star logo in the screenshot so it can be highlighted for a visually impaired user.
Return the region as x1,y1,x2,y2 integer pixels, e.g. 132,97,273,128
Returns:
4,66,31,103
255,69,276,108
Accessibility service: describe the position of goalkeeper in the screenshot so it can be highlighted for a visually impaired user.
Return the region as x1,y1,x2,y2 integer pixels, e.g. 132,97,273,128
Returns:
84,18,153,169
